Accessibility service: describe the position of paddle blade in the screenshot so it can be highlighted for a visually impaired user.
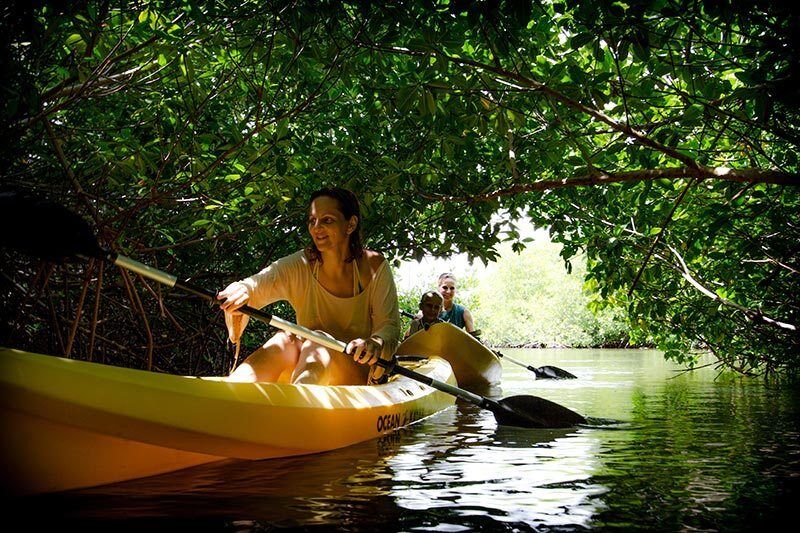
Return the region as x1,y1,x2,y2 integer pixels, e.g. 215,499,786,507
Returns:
493,395,586,428
536,365,578,380
0,190,103,261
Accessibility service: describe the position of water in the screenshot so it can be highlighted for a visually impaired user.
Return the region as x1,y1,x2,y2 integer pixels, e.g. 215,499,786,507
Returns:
15,350,800,530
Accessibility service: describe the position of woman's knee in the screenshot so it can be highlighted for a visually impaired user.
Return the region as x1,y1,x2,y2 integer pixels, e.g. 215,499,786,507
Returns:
292,344,334,384
299,342,333,368
295,341,366,385
231,332,299,381
228,363,258,383
263,331,299,351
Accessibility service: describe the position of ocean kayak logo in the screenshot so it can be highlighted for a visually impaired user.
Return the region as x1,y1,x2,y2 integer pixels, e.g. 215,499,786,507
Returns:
376,410,424,432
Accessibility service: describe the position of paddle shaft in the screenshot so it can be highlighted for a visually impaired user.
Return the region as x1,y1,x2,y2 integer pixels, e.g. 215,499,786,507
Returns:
109,252,497,410
492,350,544,376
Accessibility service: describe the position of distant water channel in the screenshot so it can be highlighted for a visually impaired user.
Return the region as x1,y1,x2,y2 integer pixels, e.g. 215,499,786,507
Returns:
23,349,800,531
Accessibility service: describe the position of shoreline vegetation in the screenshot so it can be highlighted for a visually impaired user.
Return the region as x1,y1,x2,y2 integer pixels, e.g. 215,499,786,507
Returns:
490,340,641,350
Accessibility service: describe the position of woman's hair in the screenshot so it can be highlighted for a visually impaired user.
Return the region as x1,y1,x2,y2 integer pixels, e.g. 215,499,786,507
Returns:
438,272,457,285
304,187,364,263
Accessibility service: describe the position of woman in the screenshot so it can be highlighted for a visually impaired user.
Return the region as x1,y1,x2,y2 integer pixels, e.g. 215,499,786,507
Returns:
437,272,476,334
217,187,400,386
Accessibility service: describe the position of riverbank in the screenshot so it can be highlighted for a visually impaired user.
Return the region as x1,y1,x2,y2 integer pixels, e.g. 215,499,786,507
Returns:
492,339,644,350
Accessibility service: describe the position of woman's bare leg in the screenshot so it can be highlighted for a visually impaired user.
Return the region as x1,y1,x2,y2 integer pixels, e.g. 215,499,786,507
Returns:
292,338,367,385
291,339,333,385
228,331,300,383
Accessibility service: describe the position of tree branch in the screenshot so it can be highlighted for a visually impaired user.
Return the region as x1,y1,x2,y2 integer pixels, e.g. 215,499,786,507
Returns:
417,166,799,202
667,244,797,332
628,179,698,296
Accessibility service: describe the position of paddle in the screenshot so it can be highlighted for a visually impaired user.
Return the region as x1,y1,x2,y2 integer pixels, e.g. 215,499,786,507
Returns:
491,348,578,380
0,191,586,428
400,310,577,379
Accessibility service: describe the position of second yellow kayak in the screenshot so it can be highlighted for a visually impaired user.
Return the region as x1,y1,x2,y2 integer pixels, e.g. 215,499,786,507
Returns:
396,322,502,389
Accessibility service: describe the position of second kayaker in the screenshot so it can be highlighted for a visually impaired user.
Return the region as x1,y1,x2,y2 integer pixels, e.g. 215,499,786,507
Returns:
217,187,401,386
437,272,478,335
404,291,443,338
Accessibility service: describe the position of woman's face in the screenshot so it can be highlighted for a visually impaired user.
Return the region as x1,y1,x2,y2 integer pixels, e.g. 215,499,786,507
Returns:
438,277,456,303
307,196,356,252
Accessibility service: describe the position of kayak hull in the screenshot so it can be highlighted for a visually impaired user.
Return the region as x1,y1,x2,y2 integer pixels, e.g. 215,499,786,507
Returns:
396,322,502,388
0,348,455,495
1,407,222,496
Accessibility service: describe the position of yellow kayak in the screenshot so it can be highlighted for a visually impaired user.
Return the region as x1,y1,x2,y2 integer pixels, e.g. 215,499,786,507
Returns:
0,348,455,495
396,322,502,389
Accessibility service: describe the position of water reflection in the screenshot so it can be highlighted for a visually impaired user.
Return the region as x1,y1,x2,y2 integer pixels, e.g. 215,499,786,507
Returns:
9,349,799,530
28,434,399,526
387,402,604,528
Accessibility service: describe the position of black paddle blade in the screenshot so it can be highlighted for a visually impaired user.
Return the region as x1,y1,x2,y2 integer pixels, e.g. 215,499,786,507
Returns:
0,190,103,261
535,365,578,380
491,395,586,428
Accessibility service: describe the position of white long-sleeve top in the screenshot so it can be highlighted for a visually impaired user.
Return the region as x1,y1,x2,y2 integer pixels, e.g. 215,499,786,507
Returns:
225,251,401,358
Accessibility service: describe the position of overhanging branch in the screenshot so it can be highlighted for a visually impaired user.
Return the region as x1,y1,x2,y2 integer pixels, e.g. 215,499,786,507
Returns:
417,166,799,202
667,244,797,333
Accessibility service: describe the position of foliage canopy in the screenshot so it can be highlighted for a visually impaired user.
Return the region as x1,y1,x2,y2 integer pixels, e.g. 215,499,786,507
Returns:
1,1,797,375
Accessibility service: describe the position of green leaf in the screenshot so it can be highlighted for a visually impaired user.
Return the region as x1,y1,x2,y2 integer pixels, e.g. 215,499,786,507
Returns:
509,109,526,127
683,104,704,122
276,119,289,140
571,33,594,49
425,90,436,116
396,86,417,113
495,112,508,135
276,157,288,176
65,34,84,47
427,80,451,90
734,71,753,84
593,41,605,62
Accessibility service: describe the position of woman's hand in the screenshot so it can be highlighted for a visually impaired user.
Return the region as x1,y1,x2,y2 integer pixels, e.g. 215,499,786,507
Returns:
217,282,250,343
217,281,250,314
346,336,384,366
